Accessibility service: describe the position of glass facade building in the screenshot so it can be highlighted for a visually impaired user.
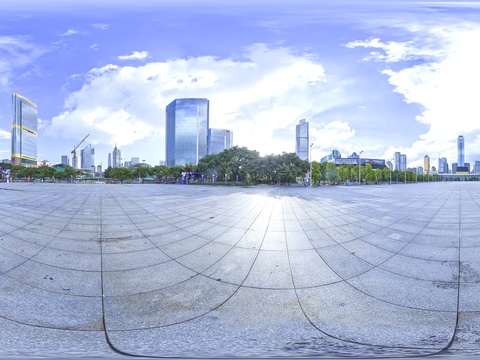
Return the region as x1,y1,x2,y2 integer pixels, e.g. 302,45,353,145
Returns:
166,98,209,166
208,128,233,155
295,119,309,161
80,144,95,170
458,135,465,166
11,93,38,166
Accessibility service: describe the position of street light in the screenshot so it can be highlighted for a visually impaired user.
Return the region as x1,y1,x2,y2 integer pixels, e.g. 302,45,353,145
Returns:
359,150,363,185
310,143,313,186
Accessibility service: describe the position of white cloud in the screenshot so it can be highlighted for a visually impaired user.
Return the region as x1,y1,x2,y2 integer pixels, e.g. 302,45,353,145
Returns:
311,121,356,158
46,44,327,159
91,23,109,30
0,36,46,89
61,29,79,36
0,129,10,139
351,23,480,166
90,44,99,51
117,51,149,61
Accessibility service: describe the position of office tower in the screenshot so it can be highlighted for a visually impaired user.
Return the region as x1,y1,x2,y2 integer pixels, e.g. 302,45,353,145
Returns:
112,144,122,168
295,119,309,161
108,153,112,168
97,164,102,174
438,157,448,174
61,155,70,166
394,152,407,171
80,144,95,169
458,135,465,166
475,161,480,174
11,93,38,166
166,98,209,166
208,128,233,155
131,157,140,165
424,155,430,175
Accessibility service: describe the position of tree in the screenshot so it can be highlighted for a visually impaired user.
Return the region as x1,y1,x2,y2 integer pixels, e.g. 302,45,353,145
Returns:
311,161,321,185
110,167,134,182
326,162,339,184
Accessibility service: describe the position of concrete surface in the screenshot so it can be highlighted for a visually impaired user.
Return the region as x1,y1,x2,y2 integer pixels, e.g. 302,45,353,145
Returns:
1,181,479,359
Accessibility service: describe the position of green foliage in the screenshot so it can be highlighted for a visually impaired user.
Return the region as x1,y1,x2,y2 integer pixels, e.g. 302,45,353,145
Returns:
109,167,134,182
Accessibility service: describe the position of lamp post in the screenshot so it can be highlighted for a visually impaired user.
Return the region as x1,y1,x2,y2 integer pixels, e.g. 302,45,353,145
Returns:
310,143,313,186
359,150,363,185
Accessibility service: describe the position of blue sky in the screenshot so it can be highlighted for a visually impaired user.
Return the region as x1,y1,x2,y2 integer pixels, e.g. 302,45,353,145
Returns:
1,0,480,169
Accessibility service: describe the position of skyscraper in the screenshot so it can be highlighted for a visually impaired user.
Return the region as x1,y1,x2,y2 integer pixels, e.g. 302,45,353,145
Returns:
295,119,309,161
438,157,448,174
208,128,233,155
424,155,430,175
166,98,209,166
112,144,122,168
458,135,465,166
394,152,406,171
80,144,95,169
11,93,38,166
61,155,70,166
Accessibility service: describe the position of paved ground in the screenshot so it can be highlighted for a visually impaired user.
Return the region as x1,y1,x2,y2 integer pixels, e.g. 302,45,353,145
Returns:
1,181,480,359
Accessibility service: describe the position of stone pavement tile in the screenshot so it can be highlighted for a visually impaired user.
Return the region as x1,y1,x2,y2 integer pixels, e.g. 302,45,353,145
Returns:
56,229,98,241
7,260,101,296
412,233,459,247
260,231,286,251
322,226,357,243
201,246,258,284
159,234,212,258
296,281,455,348
102,260,196,296
304,228,338,248
196,223,230,240
0,276,102,330
104,276,238,329
0,247,28,273
314,244,373,279
211,227,247,246
379,254,458,282
288,249,342,287
342,239,394,265
348,267,458,311
102,247,170,271
8,228,54,246
286,231,314,250
0,234,44,257
460,247,480,262
400,243,458,261
242,250,293,289
175,241,233,273
235,229,265,249
30,246,101,271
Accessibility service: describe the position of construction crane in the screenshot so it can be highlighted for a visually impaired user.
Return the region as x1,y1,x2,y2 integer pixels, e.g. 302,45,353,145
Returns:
71,134,90,169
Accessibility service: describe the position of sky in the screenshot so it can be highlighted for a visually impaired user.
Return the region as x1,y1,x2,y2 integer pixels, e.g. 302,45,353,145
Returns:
1,0,480,169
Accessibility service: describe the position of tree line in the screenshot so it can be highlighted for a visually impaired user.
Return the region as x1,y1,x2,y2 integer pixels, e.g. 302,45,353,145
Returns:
2,146,442,184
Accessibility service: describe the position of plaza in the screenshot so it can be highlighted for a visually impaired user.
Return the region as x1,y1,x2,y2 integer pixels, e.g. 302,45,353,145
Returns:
1,182,480,359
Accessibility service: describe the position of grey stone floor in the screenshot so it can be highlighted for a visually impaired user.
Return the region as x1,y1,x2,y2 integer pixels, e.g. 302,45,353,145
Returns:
1,181,480,359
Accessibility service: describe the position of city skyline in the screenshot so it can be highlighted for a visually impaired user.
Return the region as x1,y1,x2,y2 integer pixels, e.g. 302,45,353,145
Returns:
1,1,480,168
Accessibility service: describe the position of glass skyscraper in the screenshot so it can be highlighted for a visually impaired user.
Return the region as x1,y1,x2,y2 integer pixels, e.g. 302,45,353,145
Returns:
80,144,95,169
208,128,233,155
11,93,38,166
166,98,209,166
458,135,465,166
295,119,309,161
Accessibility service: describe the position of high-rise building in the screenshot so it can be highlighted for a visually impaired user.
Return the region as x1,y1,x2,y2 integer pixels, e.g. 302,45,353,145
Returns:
11,93,38,166
108,153,112,168
295,119,309,161
475,161,480,174
131,157,140,165
208,128,233,155
97,164,102,174
61,155,70,166
166,98,209,166
438,157,448,174
80,144,95,169
112,144,122,168
394,152,406,171
424,155,430,175
458,135,465,166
